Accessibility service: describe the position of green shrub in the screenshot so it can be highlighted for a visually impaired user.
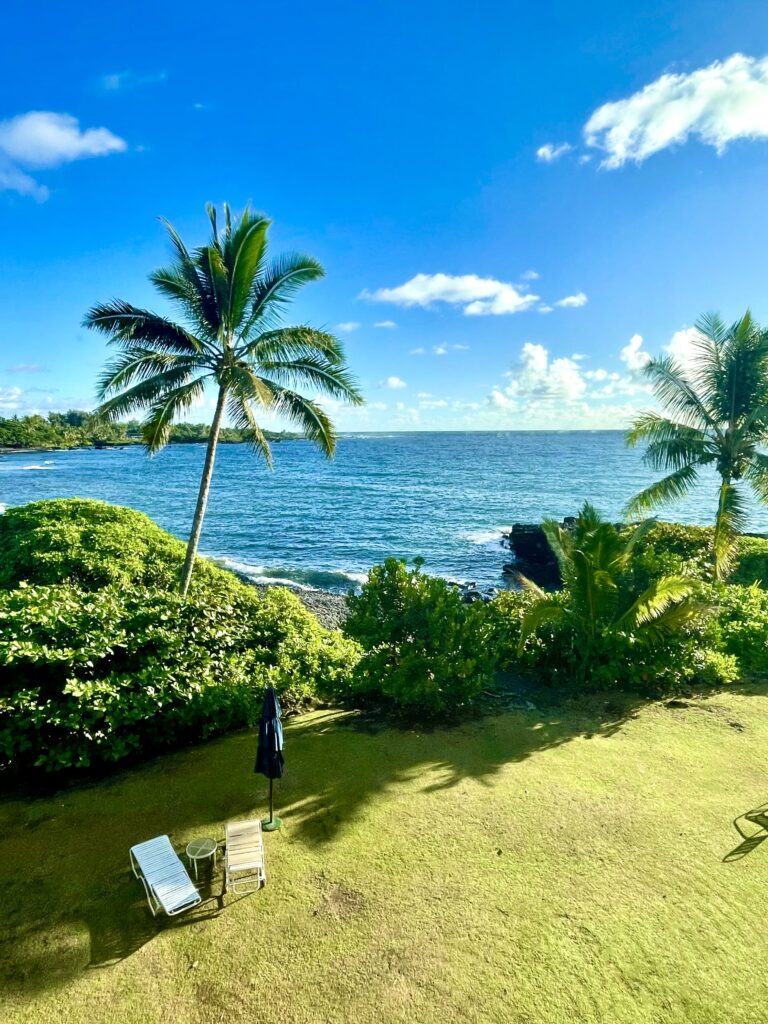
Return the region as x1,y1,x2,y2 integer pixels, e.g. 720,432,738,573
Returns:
704,583,768,676
342,558,495,716
731,536,768,587
0,498,235,592
485,589,538,671
0,582,360,773
630,521,715,585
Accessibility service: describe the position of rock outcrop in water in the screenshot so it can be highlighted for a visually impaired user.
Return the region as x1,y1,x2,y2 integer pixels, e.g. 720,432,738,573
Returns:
501,518,577,588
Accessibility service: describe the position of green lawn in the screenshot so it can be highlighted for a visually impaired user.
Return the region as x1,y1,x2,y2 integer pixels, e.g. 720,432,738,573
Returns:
2,687,768,1024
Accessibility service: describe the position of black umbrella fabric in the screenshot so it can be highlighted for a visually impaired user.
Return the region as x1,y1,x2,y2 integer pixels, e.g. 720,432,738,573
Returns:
254,686,284,830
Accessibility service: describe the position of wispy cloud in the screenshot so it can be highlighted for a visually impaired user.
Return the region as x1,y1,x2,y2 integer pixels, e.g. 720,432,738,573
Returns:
433,343,469,355
0,111,126,200
374,320,397,329
536,142,572,163
409,347,426,355
554,292,588,308
382,376,407,389
362,272,539,316
585,53,768,167
101,70,167,93
335,321,361,333
7,363,44,373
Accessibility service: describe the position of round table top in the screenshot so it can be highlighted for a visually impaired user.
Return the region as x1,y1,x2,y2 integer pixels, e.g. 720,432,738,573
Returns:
186,837,217,859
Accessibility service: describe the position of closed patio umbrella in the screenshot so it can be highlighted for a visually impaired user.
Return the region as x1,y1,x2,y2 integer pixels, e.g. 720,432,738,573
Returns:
254,686,284,831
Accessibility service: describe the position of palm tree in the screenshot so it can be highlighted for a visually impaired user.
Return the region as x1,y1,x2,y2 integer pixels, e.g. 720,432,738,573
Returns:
626,311,768,579
518,503,698,682
85,203,363,597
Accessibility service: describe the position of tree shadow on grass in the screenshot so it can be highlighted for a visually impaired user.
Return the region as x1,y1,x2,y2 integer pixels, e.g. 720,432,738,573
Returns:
0,692,642,1002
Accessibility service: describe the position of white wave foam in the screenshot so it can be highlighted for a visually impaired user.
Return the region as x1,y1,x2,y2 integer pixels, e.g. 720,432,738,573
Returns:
460,526,512,545
251,575,315,592
22,464,55,471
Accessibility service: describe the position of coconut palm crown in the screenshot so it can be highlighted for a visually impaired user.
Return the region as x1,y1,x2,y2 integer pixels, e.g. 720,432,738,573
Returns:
85,203,363,596
626,311,768,579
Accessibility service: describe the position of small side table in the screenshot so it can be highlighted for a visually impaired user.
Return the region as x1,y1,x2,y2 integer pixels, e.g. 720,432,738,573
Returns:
186,837,217,880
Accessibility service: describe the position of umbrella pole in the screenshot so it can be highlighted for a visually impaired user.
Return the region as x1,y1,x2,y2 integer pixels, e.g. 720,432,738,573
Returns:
263,777,282,832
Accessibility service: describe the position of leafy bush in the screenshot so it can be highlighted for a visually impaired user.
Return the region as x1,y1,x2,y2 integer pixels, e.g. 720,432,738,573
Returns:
0,498,235,592
343,558,495,716
629,521,768,588
0,581,360,773
630,522,715,585
704,583,768,676
731,536,768,587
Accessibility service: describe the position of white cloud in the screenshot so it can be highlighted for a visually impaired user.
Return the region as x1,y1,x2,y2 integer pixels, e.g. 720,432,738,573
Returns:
521,269,540,281
383,376,407,389
374,320,397,329
417,391,433,398
0,386,22,410
620,333,652,373
368,401,388,411
335,321,361,333
409,346,426,355
536,142,573,163
501,342,587,404
554,291,588,308
0,111,126,199
665,326,705,371
538,304,553,314
362,272,539,316
585,53,768,168
433,343,469,355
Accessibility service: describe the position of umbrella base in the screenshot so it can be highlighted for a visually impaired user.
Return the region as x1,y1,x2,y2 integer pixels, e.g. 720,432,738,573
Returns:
262,816,282,832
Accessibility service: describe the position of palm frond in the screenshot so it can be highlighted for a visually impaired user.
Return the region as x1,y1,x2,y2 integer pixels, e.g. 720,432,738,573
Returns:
83,301,204,356
225,391,273,467
617,576,697,629
746,451,768,503
517,600,566,655
263,384,336,455
141,377,208,455
242,326,345,363
643,356,719,431
241,253,325,337
257,354,363,404
226,215,270,330
96,350,198,398
713,480,749,580
97,365,207,422
625,464,699,517
157,218,220,332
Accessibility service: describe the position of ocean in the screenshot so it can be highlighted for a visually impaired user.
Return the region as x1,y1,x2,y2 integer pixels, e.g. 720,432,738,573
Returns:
1,431,766,592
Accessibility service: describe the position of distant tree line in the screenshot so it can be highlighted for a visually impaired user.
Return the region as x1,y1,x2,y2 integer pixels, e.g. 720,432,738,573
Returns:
0,411,298,450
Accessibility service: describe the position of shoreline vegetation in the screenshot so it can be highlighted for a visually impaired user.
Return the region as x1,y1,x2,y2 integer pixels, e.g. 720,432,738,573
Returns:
0,411,300,453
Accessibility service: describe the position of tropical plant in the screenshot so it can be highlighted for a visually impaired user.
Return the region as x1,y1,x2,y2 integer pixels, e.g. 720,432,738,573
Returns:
343,558,496,715
626,311,768,579
85,204,363,596
518,503,700,686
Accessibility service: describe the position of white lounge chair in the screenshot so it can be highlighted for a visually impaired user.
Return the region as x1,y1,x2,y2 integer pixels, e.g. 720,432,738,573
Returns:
129,834,203,917
225,819,266,894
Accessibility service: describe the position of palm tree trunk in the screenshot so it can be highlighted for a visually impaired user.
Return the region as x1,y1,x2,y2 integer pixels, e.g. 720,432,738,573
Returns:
713,474,733,582
179,385,227,598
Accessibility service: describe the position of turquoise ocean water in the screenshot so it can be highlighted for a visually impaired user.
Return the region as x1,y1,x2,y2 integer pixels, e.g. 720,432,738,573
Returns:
2,432,766,592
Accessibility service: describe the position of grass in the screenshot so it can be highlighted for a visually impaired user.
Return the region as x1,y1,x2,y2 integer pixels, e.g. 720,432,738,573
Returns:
2,687,768,1024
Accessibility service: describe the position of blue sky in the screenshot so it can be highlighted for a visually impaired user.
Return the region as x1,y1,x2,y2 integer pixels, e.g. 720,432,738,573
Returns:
3,0,768,430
